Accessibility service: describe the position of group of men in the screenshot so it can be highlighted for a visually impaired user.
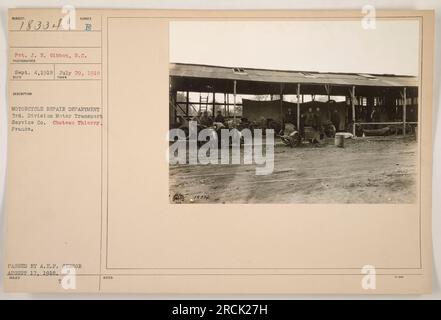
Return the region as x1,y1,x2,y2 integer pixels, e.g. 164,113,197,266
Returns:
284,107,341,133
190,106,341,138
192,110,226,127
284,107,322,132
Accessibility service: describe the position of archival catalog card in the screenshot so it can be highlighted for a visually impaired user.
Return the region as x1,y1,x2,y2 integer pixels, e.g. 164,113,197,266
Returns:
4,9,434,293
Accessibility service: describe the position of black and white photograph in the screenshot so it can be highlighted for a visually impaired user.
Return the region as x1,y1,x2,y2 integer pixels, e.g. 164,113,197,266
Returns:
1,3,438,299
169,20,420,204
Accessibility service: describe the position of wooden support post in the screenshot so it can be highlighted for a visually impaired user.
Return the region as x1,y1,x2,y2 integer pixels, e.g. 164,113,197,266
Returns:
171,89,177,125
212,91,216,116
297,83,301,131
186,91,189,119
224,92,227,116
351,86,356,136
233,80,237,124
403,87,407,136
325,84,331,119
325,84,331,101
280,83,284,121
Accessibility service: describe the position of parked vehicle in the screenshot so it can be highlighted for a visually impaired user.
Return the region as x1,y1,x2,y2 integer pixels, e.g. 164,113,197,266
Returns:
279,122,336,147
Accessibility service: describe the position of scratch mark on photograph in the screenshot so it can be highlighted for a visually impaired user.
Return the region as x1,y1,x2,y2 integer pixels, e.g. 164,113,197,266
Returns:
168,20,419,204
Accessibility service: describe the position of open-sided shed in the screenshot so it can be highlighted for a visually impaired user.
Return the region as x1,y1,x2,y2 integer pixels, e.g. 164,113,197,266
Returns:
169,63,419,135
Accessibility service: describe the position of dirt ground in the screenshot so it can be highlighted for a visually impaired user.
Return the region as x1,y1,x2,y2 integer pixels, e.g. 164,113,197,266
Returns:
169,135,418,204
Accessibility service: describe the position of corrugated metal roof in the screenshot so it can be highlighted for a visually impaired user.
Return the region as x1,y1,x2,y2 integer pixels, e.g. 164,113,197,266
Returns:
170,63,418,88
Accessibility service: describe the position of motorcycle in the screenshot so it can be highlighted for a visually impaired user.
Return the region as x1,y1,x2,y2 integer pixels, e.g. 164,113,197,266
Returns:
279,123,301,147
279,122,336,147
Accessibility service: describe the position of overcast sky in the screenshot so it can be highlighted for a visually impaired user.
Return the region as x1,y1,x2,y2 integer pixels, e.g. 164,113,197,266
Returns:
170,20,420,76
